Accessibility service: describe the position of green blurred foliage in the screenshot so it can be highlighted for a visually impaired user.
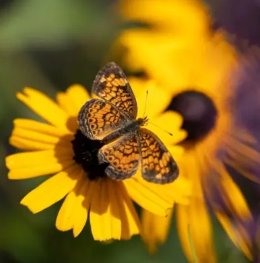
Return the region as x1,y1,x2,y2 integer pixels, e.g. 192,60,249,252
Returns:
0,0,252,262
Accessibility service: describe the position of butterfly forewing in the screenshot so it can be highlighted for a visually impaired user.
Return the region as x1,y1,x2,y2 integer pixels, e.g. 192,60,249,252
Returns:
92,62,138,119
78,99,127,140
98,133,140,180
139,128,179,184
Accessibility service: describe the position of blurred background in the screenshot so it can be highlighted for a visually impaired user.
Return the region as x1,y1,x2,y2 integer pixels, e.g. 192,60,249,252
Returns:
0,0,259,262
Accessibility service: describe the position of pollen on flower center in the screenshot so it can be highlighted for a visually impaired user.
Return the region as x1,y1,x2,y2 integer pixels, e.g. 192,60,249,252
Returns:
72,130,108,180
166,91,218,142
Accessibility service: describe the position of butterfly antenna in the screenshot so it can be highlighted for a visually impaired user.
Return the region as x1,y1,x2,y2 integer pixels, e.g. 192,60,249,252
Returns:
148,122,173,137
142,90,172,137
143,90,149,118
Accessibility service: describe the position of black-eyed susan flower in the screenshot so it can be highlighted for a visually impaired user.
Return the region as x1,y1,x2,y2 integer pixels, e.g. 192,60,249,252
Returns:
131,74,259,261
114,0,260,261
5,83,191,241
130,73,260,261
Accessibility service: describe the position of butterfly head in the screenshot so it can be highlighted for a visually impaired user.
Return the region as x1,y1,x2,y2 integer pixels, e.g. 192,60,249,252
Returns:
137,116,149,127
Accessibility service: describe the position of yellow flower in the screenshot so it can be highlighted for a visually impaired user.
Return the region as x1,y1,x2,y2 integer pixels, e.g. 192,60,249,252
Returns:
114,0,260,261
135,75,258,261
5,84,191,241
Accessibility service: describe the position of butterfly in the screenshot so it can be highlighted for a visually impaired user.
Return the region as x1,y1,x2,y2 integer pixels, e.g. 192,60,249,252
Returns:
78,62,179,184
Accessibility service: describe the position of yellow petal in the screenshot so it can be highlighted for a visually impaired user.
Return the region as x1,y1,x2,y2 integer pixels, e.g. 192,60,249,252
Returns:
216,213,252,261
105,179,122,240
214,165,253,259
90,179,111,240
11,127,72,146
17,88,70,131
168,145,185,162
119,0,210,38
13,119,70,137
56,182,81,232
72,179,92,237
89,180,121,240
126,170,191,211
55,98,78,133
65,85,90,114
141,208,174,253
21,165,83,213
220,166,252,219
6,150,74,179
202,157,253,218
56,85,89,132
9,119,74,151
124,175,173,216
151,111,184,132
56,177,91,237
90,179,140,241
198,150,254,259
130,78,172,119
56,93,78,122
8,164,68,180
118,182,141,239
146,111,187,145
157,176,191,205
176,201,216,263
10,136,56,151
118,29,187,74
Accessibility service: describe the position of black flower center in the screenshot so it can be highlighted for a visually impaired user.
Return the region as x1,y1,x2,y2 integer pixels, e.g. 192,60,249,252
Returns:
72,130,108,180
166,91,218,142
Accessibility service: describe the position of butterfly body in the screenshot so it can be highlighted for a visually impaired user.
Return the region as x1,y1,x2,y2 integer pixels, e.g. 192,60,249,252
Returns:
78,62,179,184
101,117,148,145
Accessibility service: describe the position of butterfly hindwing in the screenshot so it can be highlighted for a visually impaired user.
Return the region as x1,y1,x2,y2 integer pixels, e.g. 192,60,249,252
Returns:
98,133,140,180
78,99,127,140
92,62,138,119
139,128,179,184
